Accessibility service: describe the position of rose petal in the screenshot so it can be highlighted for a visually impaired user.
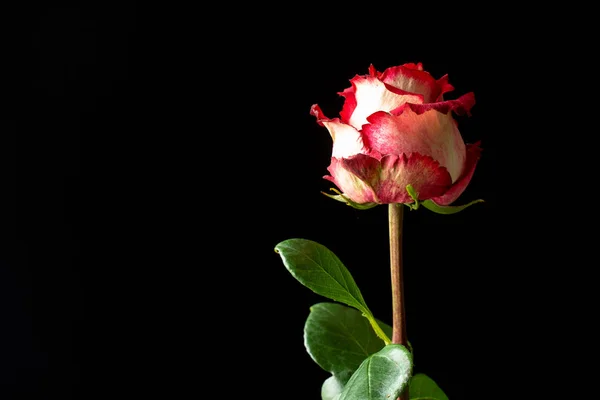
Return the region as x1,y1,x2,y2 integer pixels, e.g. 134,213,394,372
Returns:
375,153,452,203
379,64,441,103
435,74,455,101
398,92,476,117
400,62,424,71
328,153,452,204
310,104,367,158
430,142,482,206
309,104,328,126
324,157,380,204
362,108,466,182
339,74,423,130
322,120,367,159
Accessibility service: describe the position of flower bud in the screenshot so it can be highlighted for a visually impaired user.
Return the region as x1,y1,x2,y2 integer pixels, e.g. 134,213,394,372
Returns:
311,63,481,211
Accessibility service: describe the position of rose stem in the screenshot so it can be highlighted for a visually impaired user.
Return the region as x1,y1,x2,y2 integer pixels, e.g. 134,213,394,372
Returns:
389,203,409,400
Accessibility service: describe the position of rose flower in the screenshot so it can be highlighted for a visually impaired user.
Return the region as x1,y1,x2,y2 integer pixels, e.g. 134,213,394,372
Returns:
311,62,481,211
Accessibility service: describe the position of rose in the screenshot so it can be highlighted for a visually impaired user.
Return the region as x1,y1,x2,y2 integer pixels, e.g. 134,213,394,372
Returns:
310,62,481,211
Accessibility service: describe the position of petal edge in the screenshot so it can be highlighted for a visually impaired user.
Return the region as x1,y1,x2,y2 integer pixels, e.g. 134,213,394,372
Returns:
430,142,482,206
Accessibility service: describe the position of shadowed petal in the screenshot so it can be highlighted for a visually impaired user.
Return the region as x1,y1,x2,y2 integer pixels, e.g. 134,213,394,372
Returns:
430,142,482,206
325,157,380,204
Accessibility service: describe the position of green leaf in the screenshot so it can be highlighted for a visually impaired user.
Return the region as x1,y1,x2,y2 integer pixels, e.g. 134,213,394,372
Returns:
338,344,413,400
305,303,396,399
409,373,448,400
322,376,344,400
305,303,392,385
275,239,367,311
275,239,390,344
421,198,484,214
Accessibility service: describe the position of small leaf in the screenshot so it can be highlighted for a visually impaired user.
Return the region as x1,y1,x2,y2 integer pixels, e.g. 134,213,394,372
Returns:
409,373,448,400
338,344,413,400
421,198,484,214
305,303,392,384
275,239,390,343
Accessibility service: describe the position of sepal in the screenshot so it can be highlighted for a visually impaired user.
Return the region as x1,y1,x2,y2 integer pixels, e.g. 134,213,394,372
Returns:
322,188,379,210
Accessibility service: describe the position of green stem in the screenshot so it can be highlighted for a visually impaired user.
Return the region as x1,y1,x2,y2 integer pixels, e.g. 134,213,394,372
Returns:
389,204,409,400
367,315,391,345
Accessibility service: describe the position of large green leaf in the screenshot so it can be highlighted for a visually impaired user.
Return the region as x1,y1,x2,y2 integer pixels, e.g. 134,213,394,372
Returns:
409,373,448,400
338,344,413,400
305,303,394,400
275,239,368,311
305,302,391,385
275,239,390,343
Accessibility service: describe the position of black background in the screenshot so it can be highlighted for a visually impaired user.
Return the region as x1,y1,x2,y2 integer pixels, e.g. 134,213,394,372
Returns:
2,4,585,400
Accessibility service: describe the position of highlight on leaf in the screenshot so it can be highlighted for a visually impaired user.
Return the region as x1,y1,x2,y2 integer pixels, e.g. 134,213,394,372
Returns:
338,344,413,400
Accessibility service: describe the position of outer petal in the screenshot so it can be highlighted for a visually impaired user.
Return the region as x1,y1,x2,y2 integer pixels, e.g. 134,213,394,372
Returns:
430,142,482,206
362,108,466,182
310,104,367,158
379,64,441,103
400,62,424,71
399,92,476,117
324,157,380,204
323,120,367,159
374,153,452,203
339,74,423,130
327,153,452,204
435,74,455,101
310,104,329,127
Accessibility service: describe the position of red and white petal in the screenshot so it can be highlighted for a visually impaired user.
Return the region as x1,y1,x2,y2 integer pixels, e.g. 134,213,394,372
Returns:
435,74,455,101
325,157,380,204
401,62,424,71
379,64,442,103
310,104,329,126
334,153,452,204
339,74,423,130
400,92,476,117
362,108,466,182
311,104,368,159
375,153,452,203
322,120,367,159
430,142,482,206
